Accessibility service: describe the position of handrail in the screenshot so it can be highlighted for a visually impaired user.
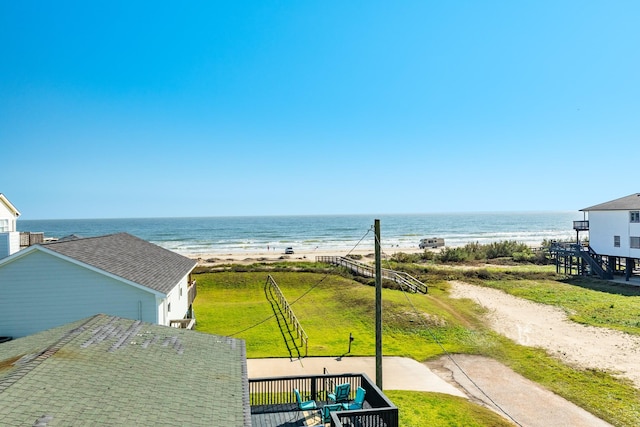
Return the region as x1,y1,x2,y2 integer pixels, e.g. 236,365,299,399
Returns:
316,256,427,294
549,242,613,279
582,245,612,279
169,318,195,329
266,275,309,356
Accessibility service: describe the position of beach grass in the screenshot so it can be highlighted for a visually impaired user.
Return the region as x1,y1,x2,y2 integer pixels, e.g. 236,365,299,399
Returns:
192,268,640,427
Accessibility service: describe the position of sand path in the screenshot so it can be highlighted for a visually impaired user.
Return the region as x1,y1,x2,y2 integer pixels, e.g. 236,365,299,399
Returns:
448,280,640,389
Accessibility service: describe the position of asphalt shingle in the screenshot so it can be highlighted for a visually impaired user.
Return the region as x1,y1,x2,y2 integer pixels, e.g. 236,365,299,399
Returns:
41,233,197,294
0,314,250,426
581,193,640,211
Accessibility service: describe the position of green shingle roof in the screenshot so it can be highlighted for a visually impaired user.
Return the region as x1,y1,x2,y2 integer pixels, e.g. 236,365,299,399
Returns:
0,314,250,426
41,233,197,294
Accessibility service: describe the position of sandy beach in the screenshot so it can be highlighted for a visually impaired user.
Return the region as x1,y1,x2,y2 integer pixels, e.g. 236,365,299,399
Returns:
186,246,427,266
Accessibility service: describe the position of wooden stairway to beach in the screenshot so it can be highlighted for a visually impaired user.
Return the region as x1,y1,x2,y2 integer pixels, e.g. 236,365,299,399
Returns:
316,256,428,294
549,242,613,280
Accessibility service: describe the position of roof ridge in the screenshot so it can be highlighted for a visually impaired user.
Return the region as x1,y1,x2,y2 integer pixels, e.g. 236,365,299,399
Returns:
42,232,128,246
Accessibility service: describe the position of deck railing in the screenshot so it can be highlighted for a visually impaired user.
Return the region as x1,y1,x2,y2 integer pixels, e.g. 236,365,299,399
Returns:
573,220,589,231
549,242,613,279
169,318,196,329
249,372,398,427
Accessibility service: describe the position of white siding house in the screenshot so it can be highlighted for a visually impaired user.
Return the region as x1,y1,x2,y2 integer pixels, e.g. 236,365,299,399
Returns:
0,193,21,259
582,193,640,259
0,233,197,338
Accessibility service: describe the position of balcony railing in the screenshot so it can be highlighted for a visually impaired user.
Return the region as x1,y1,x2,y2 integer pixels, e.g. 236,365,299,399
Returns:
169,318,195,329
573,220,589,231
249,372,398,427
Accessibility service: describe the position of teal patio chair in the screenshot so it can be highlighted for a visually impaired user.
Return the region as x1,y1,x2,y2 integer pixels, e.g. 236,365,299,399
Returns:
328,382,351,403
321,403,343,423
294,388,317,410
342,386,366,410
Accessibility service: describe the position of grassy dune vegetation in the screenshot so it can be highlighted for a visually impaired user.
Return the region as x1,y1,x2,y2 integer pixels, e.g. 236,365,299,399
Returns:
193,255,640,427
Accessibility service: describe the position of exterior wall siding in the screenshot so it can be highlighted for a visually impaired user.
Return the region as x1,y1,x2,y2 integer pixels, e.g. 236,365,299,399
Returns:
589,210,640,258
0,202,17,231
156,274,191,325
0,233,10,259
630,220,640,258
166,274,191,323
0,232,20,259
0,251,159,338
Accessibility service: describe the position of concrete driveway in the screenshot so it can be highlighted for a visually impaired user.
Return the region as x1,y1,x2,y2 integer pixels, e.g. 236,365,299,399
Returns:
248,355,464,397
247,355,613,427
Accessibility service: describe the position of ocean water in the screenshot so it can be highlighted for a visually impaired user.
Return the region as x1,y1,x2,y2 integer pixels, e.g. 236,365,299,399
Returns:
18,212,584,256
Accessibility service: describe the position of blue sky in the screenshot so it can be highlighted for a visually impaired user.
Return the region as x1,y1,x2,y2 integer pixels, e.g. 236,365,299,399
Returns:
1,1,638,219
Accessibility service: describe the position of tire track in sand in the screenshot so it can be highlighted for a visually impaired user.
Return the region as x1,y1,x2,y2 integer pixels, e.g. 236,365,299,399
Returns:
448,280,640,389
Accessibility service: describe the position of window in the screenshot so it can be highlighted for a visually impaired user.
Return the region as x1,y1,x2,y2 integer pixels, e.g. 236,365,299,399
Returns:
0,219,8,232
168,302,171,312
614,236,620,247
631,237,640,249
631,211,640,223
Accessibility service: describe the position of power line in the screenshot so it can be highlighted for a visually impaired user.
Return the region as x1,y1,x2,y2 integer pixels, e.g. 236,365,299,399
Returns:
229,226,374,337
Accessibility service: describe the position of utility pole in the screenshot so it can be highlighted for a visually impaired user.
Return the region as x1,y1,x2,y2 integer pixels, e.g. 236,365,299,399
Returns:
374,219,382,389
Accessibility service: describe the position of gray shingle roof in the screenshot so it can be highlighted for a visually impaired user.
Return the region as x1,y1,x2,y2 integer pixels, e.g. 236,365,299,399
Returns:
41,233,197,294
0,314,250,426
581,193,640,211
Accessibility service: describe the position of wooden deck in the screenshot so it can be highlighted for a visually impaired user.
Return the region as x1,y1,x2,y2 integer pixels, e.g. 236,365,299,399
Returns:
249,373,398,427
251,401,379,427
251,404,323,427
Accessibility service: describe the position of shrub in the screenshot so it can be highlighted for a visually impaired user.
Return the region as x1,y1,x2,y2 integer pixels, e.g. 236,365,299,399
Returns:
485,241,529,259
437,247,470,262
513,251,536,262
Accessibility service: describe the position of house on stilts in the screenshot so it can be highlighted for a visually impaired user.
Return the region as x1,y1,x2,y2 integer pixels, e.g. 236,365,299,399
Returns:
550,193,640,282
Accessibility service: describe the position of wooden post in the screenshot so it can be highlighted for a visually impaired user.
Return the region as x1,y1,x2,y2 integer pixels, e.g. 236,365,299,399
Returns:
374,219,383,389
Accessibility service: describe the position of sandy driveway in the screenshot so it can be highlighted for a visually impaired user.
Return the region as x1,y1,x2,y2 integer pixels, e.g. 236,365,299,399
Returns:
448,280,640,389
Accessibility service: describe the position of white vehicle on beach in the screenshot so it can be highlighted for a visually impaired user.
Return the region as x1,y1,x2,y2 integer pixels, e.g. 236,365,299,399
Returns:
419,237,445,249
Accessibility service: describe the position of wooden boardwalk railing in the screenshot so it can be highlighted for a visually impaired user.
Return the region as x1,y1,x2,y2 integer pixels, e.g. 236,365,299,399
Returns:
316,256,428,294
266,275,309,356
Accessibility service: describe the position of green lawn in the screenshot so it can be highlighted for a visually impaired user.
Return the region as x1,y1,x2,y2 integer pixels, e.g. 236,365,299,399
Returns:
385,390,514,427
192,268,640,427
